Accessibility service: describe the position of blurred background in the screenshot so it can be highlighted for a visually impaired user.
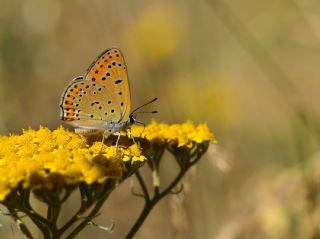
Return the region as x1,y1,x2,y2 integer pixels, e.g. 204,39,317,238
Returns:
1,0,320,238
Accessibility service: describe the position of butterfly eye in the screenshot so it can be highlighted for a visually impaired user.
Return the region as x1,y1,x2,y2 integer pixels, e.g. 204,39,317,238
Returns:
129,114,136,124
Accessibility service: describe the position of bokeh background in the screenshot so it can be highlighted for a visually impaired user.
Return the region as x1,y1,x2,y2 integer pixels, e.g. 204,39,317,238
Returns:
1,0,320,238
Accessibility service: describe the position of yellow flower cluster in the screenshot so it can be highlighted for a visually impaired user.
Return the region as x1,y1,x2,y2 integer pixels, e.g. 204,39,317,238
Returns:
0,127,144,201
131,120,216,147
0,121,215,201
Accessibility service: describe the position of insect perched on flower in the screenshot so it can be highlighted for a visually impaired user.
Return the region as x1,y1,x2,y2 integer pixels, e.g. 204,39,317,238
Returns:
59,48,157,147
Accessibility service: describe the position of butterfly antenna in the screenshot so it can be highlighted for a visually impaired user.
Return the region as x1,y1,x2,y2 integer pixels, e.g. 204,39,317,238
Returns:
135,121,146,137
131,98,158,114
135,111,158,114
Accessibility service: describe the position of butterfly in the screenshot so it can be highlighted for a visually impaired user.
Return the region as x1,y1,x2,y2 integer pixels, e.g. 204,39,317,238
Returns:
59,48,156,148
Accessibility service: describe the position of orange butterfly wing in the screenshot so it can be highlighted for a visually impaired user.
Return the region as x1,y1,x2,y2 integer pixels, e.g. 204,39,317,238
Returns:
84,48,131,120
60,48,131,129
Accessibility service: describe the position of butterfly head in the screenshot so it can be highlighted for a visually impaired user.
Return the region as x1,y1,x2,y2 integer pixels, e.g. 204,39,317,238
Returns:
129,113,137,124
128,98,158,127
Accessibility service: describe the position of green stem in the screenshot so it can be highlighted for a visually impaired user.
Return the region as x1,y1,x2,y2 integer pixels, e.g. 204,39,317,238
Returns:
23,208,52,238
65,194,109,239
59,185,94,235
126,144,207,239
9,209,34,239
125,169,186,239
124,201,155,239
136,170,150,202
64,181,114,239
20,189,52,238
47,201,61,239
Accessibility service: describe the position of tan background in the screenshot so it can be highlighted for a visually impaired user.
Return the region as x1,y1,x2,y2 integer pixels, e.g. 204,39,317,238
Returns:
0,0,320,238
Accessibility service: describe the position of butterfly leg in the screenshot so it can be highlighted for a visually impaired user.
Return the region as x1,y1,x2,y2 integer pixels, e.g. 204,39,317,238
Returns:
127,129,137,145
114,132,121,154
99,131,107,154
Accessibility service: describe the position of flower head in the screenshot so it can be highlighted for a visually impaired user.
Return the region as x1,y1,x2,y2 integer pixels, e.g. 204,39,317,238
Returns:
0,121,215,201
131,120,216,147
0,121,215,239
0,126,145,201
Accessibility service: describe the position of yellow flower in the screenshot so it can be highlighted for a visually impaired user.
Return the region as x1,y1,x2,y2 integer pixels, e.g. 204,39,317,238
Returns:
0,121,214,239
0,121,215,201
131,120,216,148
0,127,143,201
126,144,146,163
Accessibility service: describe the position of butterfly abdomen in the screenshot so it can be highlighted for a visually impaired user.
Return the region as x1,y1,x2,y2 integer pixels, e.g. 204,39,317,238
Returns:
75,128,101,135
